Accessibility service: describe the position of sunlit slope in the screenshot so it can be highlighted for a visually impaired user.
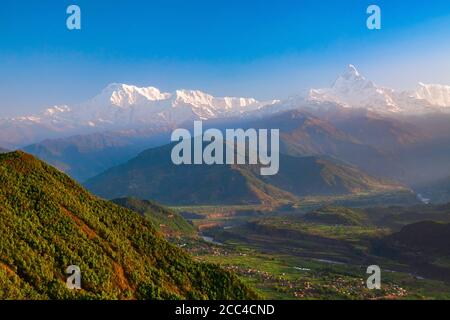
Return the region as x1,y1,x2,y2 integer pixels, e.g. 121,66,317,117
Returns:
0,151,255,299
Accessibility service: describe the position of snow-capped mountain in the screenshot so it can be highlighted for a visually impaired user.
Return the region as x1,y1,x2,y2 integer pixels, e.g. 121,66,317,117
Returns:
413,83,450,107
306,65,450,114
53,83,276,127
0,84,277,147
2,65,450,148
308,65,404,113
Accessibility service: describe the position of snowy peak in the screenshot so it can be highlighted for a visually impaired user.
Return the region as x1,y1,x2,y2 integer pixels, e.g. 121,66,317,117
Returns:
93,84,269,112
96,83,171,107
0,83,276,147
338,64,363,81
308,65,401,113
173,89,263,110
330,65,378,98
347,64,360,76
3,67,450,148
42,105,71,117
414,83,450,107
306,65,450,114
173,89,215,107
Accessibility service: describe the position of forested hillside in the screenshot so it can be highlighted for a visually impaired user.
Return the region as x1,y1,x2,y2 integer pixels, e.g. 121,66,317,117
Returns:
0,151,255,299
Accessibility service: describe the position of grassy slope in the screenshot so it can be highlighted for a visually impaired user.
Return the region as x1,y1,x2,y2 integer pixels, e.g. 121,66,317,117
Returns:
0,151,256,300
111,197,195,237
303,206,370,226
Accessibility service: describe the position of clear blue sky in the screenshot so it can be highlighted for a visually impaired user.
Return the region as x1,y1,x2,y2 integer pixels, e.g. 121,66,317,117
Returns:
1,0,450,116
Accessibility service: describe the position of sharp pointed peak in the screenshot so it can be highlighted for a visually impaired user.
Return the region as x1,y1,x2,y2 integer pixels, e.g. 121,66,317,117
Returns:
343,64,362,78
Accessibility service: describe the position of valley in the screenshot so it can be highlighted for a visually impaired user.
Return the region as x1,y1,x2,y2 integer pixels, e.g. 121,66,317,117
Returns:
165,202,450,299
3,0,450,306
2,66,450,300
83,137,410,206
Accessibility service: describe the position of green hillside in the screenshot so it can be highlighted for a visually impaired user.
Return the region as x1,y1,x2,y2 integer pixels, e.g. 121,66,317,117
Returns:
388,221,450,255
246,155,404,197
303,206,369,226
85,142,295,206
0,151,255,299
373,220,450,283
365,203,450,230
111,197,195,237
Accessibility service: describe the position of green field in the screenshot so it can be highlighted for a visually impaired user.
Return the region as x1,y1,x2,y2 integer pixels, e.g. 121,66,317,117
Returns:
170,201,450,300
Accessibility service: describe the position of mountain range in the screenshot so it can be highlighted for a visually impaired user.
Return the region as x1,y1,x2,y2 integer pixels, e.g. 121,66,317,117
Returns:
23,129,172,181
0,84,277,148
84,140,406,206
306,65,449,114
3,65,450,299
23,109,399,182
3,65,450,149
0,65,447,201
23,106,432,186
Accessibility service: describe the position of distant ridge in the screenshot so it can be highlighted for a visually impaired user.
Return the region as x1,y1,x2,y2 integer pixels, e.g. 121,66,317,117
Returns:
85,141,406,206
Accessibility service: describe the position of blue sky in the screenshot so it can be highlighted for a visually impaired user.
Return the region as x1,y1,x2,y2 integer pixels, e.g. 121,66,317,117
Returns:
1,0,450,116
